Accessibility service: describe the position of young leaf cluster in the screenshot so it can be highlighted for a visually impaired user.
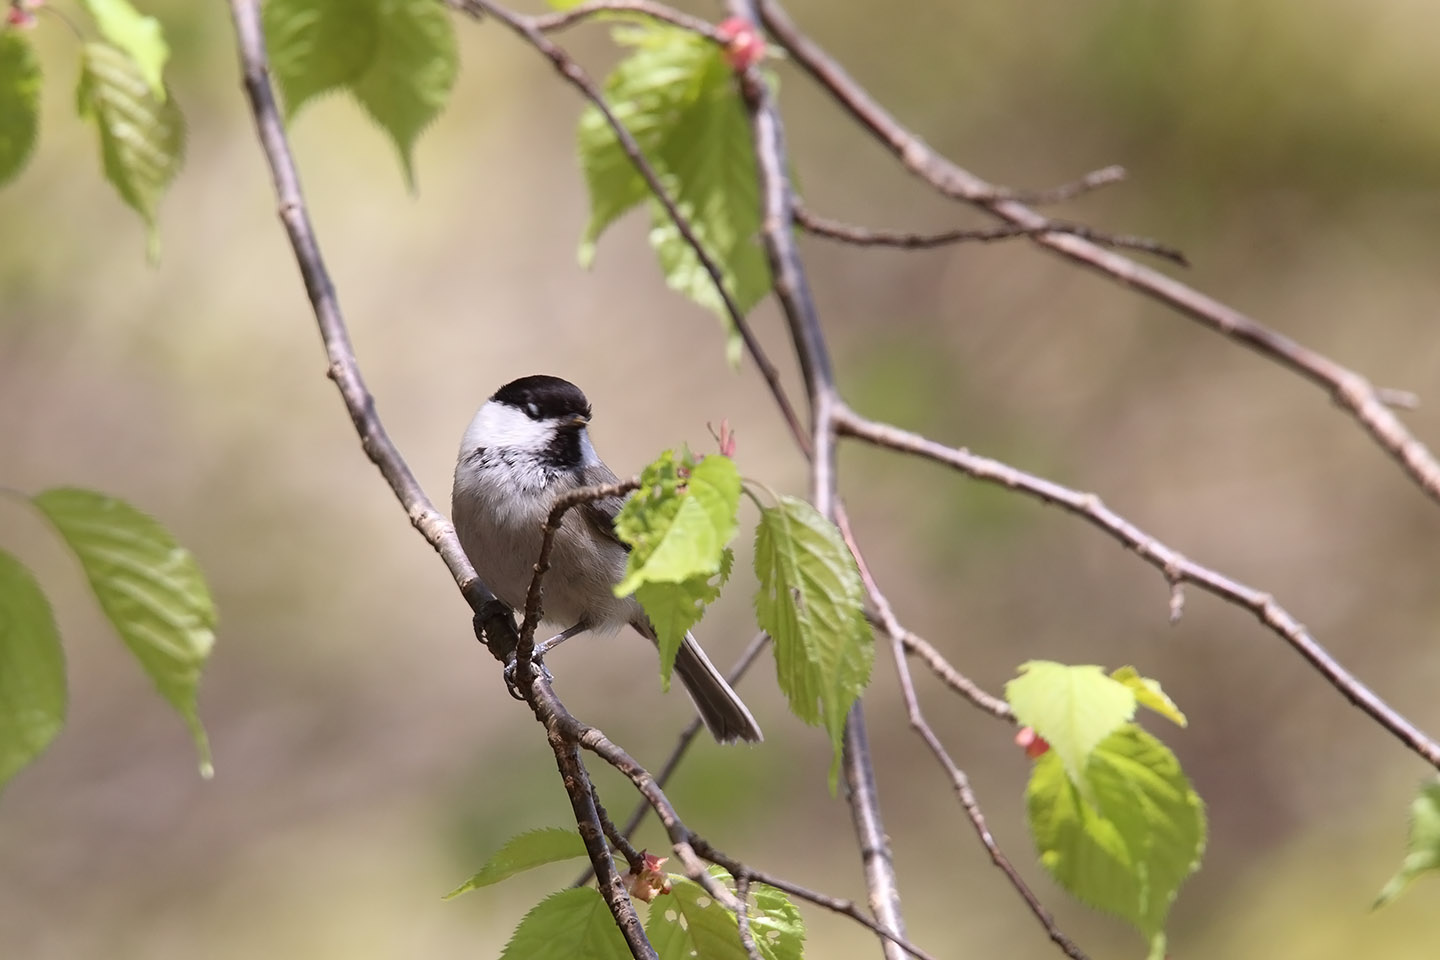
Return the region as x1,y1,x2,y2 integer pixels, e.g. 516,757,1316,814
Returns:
0,0,184,255
449,828,806,960
612,450,740,688
0,487,218,790
1007,661,1205,959
577,24,771,358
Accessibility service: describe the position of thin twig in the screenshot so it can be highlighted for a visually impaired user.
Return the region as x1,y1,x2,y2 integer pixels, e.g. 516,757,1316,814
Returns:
726,4,909,955
794,202,1189,266
735,875,764,960
692,839,939,960
226,4,653,956
834,403,1440,772
889,632,1091,960
448,0,811,457
518,479,641,668
758,0,1440,508
575,631,773,888
992,164,1128,204
533,0,719,39
593,790,645,873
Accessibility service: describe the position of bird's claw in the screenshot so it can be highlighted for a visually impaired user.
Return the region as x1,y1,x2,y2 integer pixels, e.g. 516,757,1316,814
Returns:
502,650,553,698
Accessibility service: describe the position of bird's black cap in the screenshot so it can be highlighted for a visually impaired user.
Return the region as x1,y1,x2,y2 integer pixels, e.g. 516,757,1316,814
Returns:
491,375,593,422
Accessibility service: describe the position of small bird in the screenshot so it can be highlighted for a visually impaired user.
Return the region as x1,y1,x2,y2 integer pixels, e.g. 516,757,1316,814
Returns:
452,375,763,744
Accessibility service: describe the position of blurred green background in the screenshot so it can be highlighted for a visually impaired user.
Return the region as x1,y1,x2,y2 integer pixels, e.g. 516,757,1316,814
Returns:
4,0,1440,956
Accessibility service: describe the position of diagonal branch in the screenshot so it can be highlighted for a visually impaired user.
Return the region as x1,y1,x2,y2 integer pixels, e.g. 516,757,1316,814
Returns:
447,0,811,456
834,403,1440,772
533,0,719,38
226,2,654,956
795,202,1190,266
757,0,1440,508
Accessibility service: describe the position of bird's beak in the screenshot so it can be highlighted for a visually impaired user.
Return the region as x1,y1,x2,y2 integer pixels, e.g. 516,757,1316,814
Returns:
569,414,590,428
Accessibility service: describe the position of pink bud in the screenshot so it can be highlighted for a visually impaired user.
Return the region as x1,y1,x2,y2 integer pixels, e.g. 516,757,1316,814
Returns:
1015,726,1050,759
715,16,766,72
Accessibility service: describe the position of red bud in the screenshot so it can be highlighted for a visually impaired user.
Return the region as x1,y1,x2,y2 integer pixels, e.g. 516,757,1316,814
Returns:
715,16,766,72
1015,726,1050,759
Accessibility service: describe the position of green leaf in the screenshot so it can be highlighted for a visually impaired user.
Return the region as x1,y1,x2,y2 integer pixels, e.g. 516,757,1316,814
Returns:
577,26,770,348
1375,779,1440,908
444,827,589,899
262,0,455,188
499,887,632,960
753,496,873,790
75,42,185,259
263,0,379,119
33,488,215,776
648,867,806,960
0,32,41,188
1006,661,1136,785
349,0,457,189
614,452,740,688
1028,724,1205,957
79,0,169,99
0,549,67,792
1111,665,1187,727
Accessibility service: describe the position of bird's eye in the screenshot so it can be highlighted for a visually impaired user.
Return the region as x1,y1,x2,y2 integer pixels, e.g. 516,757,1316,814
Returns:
526,402,539,418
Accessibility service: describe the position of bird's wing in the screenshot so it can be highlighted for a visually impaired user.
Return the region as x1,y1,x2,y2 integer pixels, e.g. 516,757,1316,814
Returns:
575,464,630,552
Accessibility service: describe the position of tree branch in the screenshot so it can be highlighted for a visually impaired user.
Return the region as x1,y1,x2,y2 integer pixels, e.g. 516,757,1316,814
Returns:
794,202,1189,266
757,0,1440,508
532,0,720,39
834,403,1440,772
447,0,811,456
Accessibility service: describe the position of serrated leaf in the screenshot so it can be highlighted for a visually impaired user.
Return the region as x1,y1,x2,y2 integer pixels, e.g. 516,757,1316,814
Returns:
647,866,806,960
637,548,733,688
0,549,67,792
614,452,740,688
754,496,873,790
1028,724,1205,957
444,827,588,899
75,42,185,259
263,0,379,119
79,0,169,99
349,0,457,189
1006,661,1137,785
1111,665,1187,727
0,32,41,188
1375,779,1440,908
577,26,770,350
499,887,632,960
33,488,215,776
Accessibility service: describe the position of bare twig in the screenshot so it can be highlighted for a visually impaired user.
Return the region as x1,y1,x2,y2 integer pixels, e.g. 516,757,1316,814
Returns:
993,164,1128,204
757,0,1440,508
692,839,939,960
448,0,810,456
226,4,654,956
518,479,641,668
533,0,719,39
795,202,1189,266
735,875,764,960
834,403,1440,772
576,631,773,888
889,632,1091,960
593,790,645,874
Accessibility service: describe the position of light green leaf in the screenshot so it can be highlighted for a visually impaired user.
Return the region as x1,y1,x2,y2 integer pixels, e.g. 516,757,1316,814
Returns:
349,0,457,189
754,496,873,790
263,0,379,119
79,0,169,99
0,549,67,792
33,487,215,776
577,26,769,349
614,453,740,687
444,827,588,899
1006,661,1136,785
1028,724,1205,957
1375,779,1440,908
648,867,806,960
546,0,588,8
75,42,185,259
499,887,632,960
1111,665,1187,727
0,32,42,188
636,548,733,688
